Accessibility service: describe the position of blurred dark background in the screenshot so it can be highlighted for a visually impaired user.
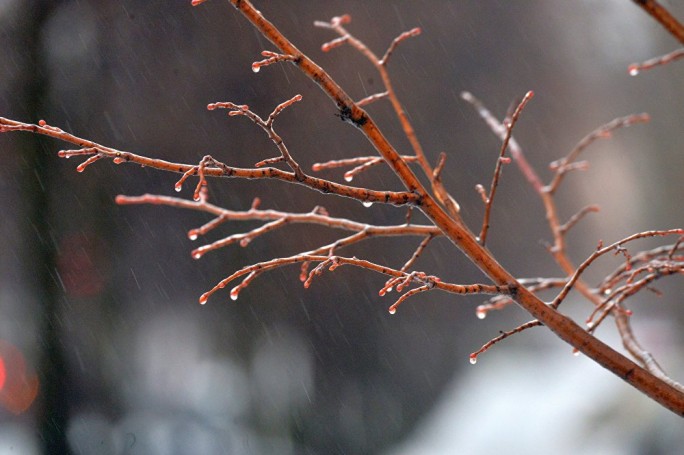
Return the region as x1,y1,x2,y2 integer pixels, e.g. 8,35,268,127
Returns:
1,1,683,453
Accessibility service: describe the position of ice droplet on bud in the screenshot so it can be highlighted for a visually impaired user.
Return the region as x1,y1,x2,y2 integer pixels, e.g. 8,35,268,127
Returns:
252,64,260,73
344,174,353,182
192,251,202,260
628,65,639,76
388,307,396,315
362,201,373,208
475,308,487,320
188,232,198,241
469,355,478,365
230,287,239,301
573,350,580,357
174,183,182,192
199,293,209,305
113,157,124,164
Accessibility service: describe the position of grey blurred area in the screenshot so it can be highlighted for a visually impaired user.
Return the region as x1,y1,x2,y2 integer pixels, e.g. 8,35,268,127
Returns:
0,1,683,453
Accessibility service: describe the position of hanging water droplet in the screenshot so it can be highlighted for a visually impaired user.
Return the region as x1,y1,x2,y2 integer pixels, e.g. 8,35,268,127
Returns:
476,309,487,320
252,64,261,73
469,355,478,365
76,165,86,173
573,350,580,357
199,293,209,305
362,201,373,208
628,65,639,76
188,232,198,241
175,183,182,192
388,307,396,315
230,287,239,301
344,174,353,182
192,251,202,259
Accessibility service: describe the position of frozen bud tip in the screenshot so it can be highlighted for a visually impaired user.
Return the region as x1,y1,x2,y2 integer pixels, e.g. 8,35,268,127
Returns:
114,195,126,204
388,307,397,315
199,293,209,304
627,65,639,76
230,287,239,301
469,354,478,365
337,14,351,24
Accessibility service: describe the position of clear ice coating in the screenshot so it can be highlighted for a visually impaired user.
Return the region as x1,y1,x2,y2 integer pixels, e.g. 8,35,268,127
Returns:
362,201,373,208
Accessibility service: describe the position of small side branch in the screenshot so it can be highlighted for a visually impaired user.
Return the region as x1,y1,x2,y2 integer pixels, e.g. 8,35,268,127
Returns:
546,114,650,194
312,155,418,183
478,91,534,246
552,229,684,309
251,50,297,73
469,320,542,364
628,48,684,75
461,91,544,193
199,253,509,307
0,117,420,206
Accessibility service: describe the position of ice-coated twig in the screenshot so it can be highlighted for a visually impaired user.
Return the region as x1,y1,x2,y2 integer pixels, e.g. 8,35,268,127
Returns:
469,320,542,364
251,50,297,73
478,91,534,246
552,229,684,309
628,48,684,75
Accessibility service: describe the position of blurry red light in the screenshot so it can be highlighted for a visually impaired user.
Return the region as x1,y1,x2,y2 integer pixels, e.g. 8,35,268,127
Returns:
0,356,5,391
0,340,38,414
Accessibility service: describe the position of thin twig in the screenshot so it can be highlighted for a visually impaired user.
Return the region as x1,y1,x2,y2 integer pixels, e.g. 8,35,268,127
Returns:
469,320,542,364
628,48,684,75
478,91,534,246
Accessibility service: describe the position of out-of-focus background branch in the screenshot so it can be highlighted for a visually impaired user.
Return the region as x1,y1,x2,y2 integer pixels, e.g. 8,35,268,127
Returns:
0,1,682,453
